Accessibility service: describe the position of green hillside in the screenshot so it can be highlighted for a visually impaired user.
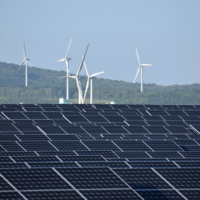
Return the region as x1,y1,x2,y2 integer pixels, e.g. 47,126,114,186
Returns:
0,62,200,104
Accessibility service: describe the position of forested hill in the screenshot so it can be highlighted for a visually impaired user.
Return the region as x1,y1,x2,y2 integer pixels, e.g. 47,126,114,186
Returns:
0,62,200,104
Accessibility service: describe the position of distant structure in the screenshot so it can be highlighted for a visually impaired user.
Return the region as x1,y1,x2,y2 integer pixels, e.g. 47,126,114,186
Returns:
110,101,117,104
59,97,67,104
133,48,152,92
83,60,104,104
18,42,33,87
58,38,72,100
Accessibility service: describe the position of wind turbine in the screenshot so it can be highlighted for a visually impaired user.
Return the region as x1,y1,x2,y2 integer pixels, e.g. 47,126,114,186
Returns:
18,42,33,87
59,44,89,104
58,38,72,100
133,48,152,92
83,61,104,104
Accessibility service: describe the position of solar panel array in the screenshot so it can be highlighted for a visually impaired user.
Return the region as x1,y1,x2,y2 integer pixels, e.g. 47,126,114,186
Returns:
0,103,200,199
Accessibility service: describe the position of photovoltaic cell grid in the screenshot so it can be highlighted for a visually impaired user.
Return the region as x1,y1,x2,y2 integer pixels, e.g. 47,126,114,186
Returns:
0,103,200,200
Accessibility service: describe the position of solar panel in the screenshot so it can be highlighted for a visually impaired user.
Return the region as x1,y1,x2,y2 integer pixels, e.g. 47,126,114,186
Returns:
3,112,27,119
125,120,147,126
43,112,65,119
15,124,39,132
114,141,152,151
143,116,163,120
173,139,197,146
0,168,72,190
185,111,200,116
0,135,18,141
0,142,24,151
19,141,57,151
145,126,169,134
114,168,171,189
53,119,71,125
83,141,121,151
146,121,167,126
24,107,44,111
42,107,61,111
38,125,66,134
165,126,190,133
81,190,141,200
36,151,75,156
129,161,177,168
115,151,150,158
79,161,129,168
1,103,200,199
103,116,125,122
148,152,183,158
33,119,54,125
77,150,117,158
47,134,79,141
124,126,149,134
82,126,108,134
184,120,200,126
161,116,182,120
0,192,24,199
51,141,89,151
157,168,200,189
21,190,83,200
56,167,128,189
123,135,148,140
165,120,187,126
137,190,184,200
148,111,169,116
181,190,200,200
0,152,37,156
24,112,47,119
12,155,59,162
103,126,128,134
145,141,182,151
17,134,48,141
60,126,87,134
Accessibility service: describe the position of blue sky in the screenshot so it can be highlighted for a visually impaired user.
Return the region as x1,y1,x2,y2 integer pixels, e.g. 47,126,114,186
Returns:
0,0,200,85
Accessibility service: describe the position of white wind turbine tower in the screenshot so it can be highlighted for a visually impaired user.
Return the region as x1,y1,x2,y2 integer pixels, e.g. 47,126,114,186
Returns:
59,44,89,104
58,38,72,100
18,43,33,87
83,61,104,104
133,48,152,92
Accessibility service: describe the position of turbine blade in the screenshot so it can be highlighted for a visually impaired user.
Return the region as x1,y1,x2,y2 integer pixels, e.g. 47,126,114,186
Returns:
27,61,34,66
20,60,25,66
58,75,76,79
76,44,89,77
89,71,104,78
58,58,65,62
140,64,152,67
133,66,140,83
83,78,90,103
65,38,72,59
17,61,25,73
135,48,140,65
83,59,89,77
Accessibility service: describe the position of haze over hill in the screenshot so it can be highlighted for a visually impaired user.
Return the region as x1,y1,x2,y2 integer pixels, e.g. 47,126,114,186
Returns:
0,62,200,104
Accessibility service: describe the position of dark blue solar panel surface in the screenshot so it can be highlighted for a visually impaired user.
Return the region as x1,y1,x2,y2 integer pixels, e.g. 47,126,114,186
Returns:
0,103,200,200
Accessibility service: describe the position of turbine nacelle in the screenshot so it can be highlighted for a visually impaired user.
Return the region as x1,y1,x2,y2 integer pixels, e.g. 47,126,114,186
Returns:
58,57,72,62
140,64,152,67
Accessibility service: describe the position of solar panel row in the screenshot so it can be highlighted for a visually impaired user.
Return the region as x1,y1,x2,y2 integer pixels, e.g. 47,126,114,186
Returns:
0,104,200,199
